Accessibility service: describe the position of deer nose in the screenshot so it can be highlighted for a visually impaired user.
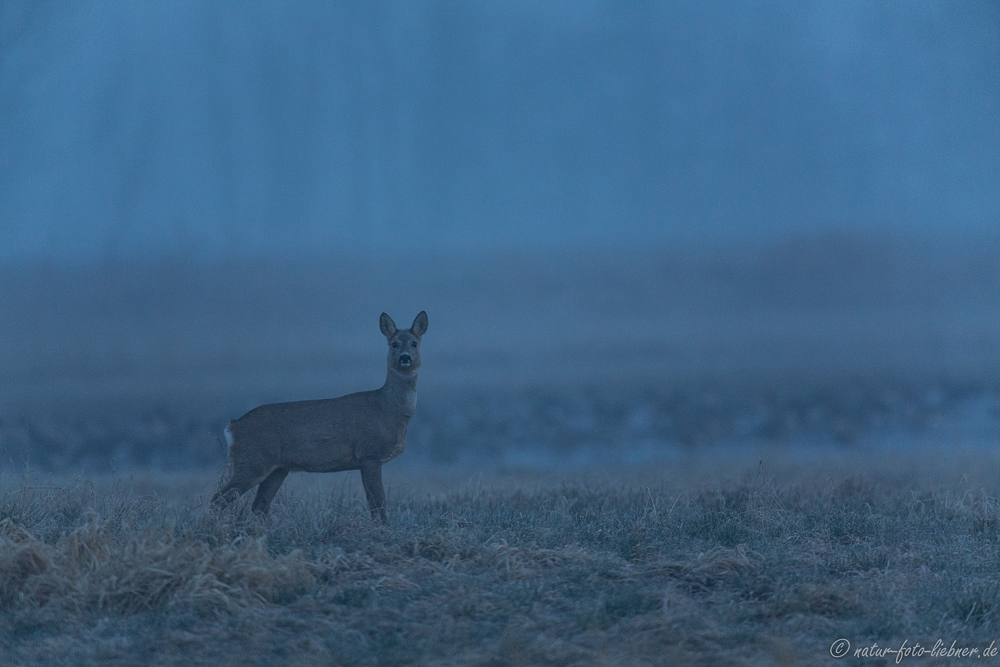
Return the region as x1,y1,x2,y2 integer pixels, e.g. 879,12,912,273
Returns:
399,354,412,366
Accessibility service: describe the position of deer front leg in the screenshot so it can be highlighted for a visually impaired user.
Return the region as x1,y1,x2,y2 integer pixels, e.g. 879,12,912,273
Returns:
360,460,387,523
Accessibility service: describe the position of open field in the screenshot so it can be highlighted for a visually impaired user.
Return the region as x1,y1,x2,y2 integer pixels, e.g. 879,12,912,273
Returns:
3,449,1000,666
2,237,1000,473
0,240,998,664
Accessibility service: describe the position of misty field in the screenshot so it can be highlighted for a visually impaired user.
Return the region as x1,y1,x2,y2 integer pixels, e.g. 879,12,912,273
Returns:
0,248,998,665
1,450,999,666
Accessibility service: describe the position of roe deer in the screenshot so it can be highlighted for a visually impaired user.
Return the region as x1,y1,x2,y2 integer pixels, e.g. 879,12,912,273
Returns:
212,311,428,521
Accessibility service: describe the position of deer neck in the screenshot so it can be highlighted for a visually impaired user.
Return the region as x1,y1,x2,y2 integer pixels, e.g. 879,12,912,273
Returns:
380,368,418,417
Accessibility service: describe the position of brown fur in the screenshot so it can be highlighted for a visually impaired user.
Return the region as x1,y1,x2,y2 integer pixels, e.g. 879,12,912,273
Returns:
212,311,428,521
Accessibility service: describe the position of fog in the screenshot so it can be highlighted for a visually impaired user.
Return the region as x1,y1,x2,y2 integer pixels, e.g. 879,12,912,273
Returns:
2,1,999,258
0,1,999,471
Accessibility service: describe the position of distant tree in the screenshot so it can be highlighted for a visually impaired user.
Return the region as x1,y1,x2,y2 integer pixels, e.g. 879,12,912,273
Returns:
0,0,53,62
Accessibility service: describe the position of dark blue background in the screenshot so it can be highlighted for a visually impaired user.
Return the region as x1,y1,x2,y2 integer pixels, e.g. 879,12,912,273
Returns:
2,1,997,261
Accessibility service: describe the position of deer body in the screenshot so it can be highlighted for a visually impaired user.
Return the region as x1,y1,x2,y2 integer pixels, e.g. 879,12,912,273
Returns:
213,311,427,521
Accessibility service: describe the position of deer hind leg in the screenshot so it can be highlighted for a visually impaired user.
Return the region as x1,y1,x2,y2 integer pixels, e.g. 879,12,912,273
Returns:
212,465,273,508
360,461,387,523
213,424,277,509
251,468,289,514
212,478,253,507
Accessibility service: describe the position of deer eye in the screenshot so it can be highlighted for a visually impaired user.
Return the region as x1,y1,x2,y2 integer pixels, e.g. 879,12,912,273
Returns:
391,342,399,348
411,341,418,348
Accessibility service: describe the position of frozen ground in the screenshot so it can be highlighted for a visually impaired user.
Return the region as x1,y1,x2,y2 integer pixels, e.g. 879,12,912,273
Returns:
1,234,999,473
6,449,1000,666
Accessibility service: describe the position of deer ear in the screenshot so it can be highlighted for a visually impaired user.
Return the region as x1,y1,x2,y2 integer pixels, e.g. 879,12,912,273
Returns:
411,311,428,337
379,313,397,339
